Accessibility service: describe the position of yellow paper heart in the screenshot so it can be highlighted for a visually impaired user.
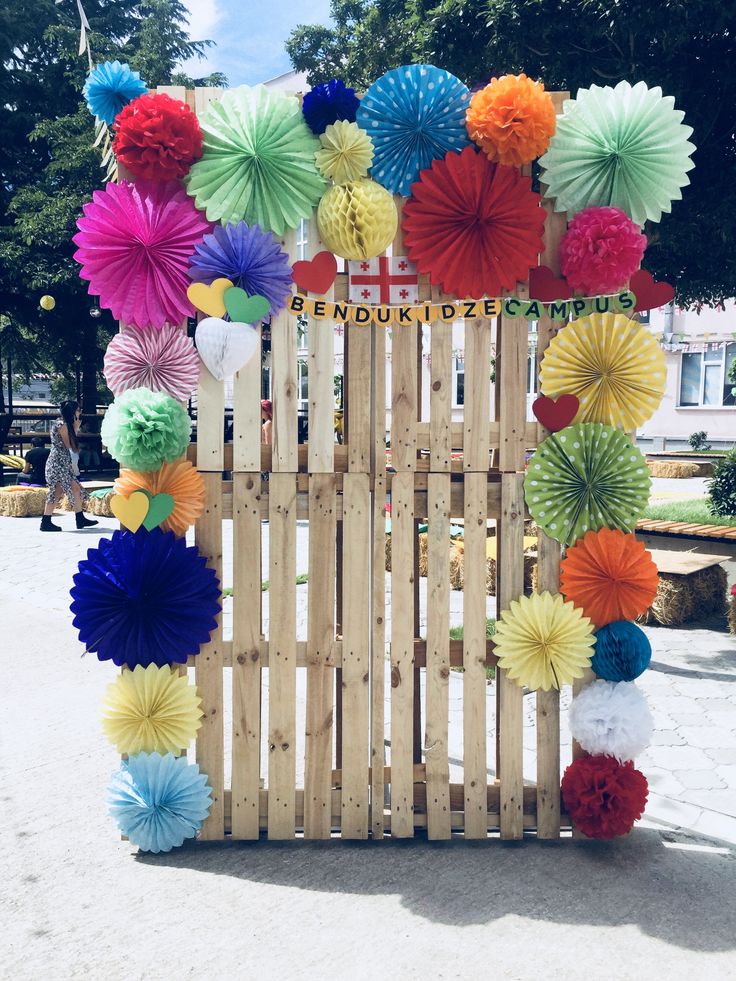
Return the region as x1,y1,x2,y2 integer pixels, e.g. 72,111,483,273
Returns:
186,278,235,318
110,491,150,533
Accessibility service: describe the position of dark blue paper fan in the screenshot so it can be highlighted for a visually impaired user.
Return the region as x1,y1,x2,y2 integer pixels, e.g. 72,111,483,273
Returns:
356,64,472,196
592,620,652,682
70,528,221,668
302,78,360,135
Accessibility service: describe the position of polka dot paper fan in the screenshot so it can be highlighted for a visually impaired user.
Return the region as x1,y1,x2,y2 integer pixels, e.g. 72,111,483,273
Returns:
524,423,651,547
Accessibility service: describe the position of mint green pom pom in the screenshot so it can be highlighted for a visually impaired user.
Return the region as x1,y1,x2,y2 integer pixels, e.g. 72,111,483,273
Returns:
101,388,191,472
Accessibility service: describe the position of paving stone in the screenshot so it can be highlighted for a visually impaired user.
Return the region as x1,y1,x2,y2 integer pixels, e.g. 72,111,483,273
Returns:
673,769,726,791
704,747,736,765
686,789,736,819
650,729,687,746
677,726,736,751
648,745,717,771
644,767,687,798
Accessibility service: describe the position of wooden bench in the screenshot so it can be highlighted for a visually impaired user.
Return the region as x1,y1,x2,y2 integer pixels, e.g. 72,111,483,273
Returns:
640,549,730,626
637,518,736,541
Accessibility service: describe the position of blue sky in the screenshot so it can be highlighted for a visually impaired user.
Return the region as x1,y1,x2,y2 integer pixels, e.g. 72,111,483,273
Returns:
181,0,333,85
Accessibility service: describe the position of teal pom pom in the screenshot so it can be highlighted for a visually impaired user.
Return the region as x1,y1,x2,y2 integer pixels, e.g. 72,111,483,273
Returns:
101,387,191,471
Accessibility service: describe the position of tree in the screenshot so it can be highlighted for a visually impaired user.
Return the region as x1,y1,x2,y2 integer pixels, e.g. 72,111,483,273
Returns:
287,0,736,307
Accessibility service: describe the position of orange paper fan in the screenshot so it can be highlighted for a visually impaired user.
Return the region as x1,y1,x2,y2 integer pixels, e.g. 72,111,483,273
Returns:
560,529,659,627
115,461,205,538
466,73,556,167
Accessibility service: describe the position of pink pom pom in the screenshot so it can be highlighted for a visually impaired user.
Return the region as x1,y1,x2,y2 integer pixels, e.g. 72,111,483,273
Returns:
104,324,200,402
560,207,646,295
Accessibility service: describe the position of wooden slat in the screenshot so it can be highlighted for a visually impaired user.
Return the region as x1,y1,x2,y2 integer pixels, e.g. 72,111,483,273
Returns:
371,319,387,838
497,314,528,473
233,326,262,472
390,471,415,837
267,473,297,838
304,473,336,838
306,215,338,474
429,319,452,472
391,323,418,471
272,229,298,472
463,318,492,472
341,473,371,837
231,472,262,838
347,323,372,472
196,368,225,471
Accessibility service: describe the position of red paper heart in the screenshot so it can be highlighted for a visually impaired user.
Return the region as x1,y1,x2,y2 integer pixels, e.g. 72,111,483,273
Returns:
532,394,580,432
529,265,573,302
630,269,675,312
292,250,338,294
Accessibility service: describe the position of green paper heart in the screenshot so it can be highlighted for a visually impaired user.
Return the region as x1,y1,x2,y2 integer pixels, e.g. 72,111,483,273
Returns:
141,491,175,531
223,288,270,325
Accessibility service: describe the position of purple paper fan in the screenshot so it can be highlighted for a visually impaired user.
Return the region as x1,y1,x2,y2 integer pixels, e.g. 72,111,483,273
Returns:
188,222,293,317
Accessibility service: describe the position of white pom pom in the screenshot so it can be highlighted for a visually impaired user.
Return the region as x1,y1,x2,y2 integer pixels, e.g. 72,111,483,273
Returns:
569,680,653,762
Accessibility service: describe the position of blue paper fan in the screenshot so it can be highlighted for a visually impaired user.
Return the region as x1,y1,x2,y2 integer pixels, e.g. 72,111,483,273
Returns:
356,64,471,196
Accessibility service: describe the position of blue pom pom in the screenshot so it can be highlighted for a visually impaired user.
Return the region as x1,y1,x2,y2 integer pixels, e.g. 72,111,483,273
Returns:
592,620,651,682
83,60,147,126
302,78,360,135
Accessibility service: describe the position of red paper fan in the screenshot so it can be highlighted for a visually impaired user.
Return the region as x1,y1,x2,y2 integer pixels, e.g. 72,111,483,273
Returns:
402,145,545,299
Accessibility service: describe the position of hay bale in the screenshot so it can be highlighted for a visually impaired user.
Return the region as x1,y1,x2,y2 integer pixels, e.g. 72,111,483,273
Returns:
647,460,701,479
639,564,727,626
87,491,114,517
728,595,736,636
0,487,48,517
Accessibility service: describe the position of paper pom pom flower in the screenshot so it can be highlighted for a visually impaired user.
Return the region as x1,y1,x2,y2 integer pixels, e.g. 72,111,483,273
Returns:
539,314,666,431
302,78,360,135
403,146,545,299
185,85,325,233
108,752,213,853
113,92,203,181
561,529,659,627
356,64,471,196
559,207,646,294
539,80,696,226
592,621,652,682
569,681,653,762
101,388,191,472
103,325,200,402
73,180,211,329
83,60,147,126
525,424,651,547
188,222,292,316
102,665,203,756
115,461,205,538
317,178,398,260
466,73,556,167
561,754,648,839
70,528,221,668
494,591,595,691
315,120,374,184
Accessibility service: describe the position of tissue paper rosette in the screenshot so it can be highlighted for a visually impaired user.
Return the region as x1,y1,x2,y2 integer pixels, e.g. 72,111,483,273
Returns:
317,178,398,260
356,64,471,196
539,80,696,225
560,529,659,627
185,84,325,233
524,423,651,547
73,180,211,329
115,460,205,538
302,78,360,135
315,120,374,184
559,207,646,295
103,325,200,402
101,388,191,472
402,146,545,299
466,73,556,167
561,754,648,839
569,680,653,763
83,60,147,126
70,528,221,668
102,664,203,756
188,222,292,316
494,591,595,691
592,621,652,682
539,314,666,430
112,92,203,181
108,752,213,853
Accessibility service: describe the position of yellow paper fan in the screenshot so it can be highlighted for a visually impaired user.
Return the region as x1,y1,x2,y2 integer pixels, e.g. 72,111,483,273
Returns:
315,120,374,185
101,664,203,756
494,591,595,691
539,313,666,430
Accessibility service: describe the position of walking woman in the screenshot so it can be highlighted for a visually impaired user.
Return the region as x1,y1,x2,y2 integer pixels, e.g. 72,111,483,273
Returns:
40,401,98,532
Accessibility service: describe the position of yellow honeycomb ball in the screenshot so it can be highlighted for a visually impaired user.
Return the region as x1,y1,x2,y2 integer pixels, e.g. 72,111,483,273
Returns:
39,294,56,311
317,178,398,260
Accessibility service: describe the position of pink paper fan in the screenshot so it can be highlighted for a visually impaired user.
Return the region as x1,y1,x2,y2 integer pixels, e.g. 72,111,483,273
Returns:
104,324,200,402
73,180,212,329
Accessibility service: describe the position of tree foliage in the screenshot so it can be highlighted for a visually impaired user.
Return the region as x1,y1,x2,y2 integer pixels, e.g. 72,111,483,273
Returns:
287,0,736,307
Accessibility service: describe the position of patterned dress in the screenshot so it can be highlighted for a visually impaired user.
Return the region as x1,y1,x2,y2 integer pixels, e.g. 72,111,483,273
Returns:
45,419,89,506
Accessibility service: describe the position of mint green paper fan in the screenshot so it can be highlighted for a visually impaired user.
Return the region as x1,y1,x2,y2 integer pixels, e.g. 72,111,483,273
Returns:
184,85,326,234
524,423,651,547
539,80,695,225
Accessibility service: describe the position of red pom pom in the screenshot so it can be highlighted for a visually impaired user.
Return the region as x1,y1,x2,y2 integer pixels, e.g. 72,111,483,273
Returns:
113,92,203,181
561,754,648,839
560,207,646,295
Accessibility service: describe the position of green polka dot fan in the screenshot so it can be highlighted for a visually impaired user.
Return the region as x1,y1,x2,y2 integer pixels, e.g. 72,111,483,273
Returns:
524,423,651,547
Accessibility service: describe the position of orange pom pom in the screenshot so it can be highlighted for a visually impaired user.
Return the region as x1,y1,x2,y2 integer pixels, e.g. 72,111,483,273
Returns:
114,461,205,538
560,529,659,627
466,73,556,167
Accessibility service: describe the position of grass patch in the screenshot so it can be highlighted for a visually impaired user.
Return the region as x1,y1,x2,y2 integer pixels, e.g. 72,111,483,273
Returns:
450,618,496,680
643,499,736,527
222,573,309,598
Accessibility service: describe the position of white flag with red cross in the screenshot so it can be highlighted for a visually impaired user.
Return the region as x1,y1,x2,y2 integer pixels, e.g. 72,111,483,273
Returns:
347,257,419,305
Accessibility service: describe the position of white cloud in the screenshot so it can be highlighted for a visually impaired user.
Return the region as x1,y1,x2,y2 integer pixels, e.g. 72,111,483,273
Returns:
182,0,222,39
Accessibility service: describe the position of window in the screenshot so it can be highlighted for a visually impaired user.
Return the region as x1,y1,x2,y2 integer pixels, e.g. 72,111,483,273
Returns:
678,343,736,407
297,218,309,260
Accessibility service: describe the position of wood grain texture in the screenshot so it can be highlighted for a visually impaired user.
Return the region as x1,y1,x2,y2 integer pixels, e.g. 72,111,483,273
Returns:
271,229,298,472
233,325,262,472
429,320,452,473
306,215,337,474
347,323,372,472
463,318,492,472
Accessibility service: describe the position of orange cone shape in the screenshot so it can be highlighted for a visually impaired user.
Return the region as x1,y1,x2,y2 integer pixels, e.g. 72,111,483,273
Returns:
115,460,205,538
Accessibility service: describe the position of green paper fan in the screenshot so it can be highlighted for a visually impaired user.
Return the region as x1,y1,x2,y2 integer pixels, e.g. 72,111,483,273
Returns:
539,80,695,225
185,85,326,233
524,423,651,547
